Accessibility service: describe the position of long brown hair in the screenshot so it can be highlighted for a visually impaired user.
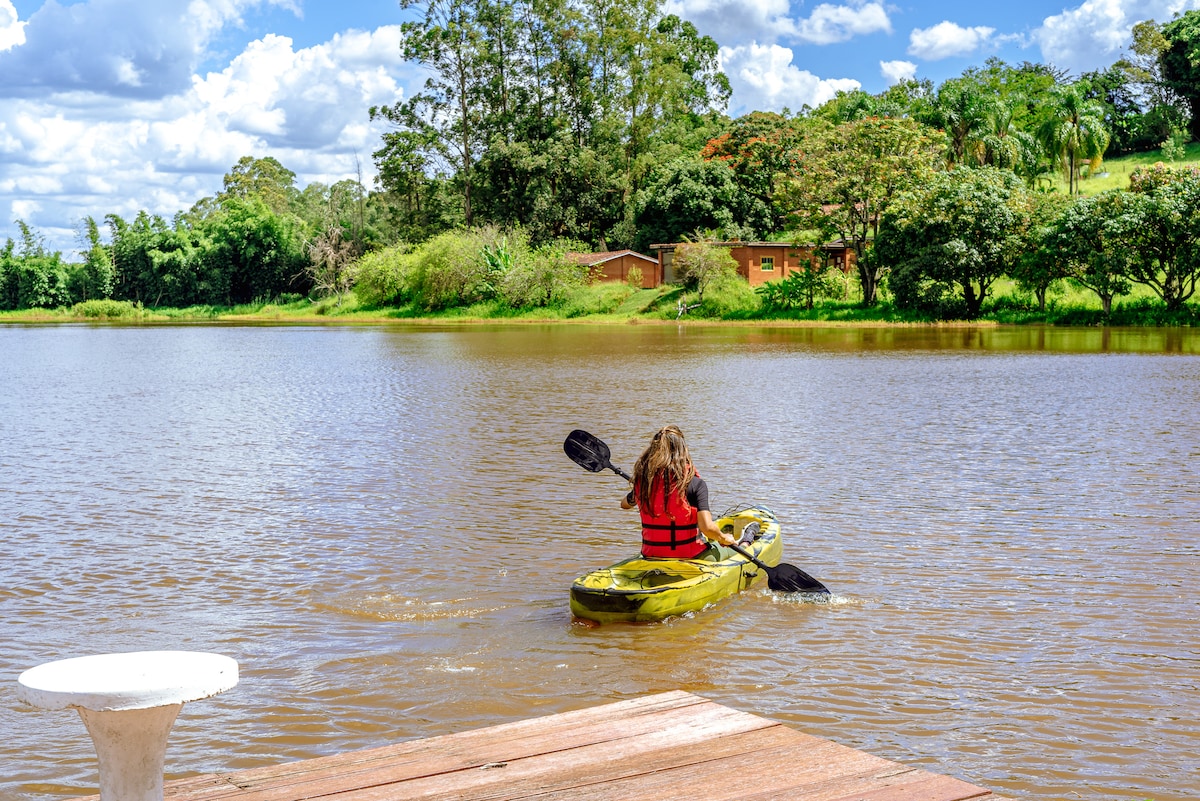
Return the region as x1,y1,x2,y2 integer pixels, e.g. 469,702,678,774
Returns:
632,425,696,512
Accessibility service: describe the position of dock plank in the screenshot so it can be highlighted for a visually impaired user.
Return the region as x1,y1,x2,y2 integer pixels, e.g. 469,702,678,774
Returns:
131,692,1004,801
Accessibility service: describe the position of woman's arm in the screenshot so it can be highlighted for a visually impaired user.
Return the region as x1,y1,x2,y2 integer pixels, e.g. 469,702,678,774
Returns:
698,510,735,545
620,487,636,510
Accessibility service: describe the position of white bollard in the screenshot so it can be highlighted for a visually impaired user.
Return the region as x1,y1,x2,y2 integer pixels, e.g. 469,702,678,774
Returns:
17,651,238,801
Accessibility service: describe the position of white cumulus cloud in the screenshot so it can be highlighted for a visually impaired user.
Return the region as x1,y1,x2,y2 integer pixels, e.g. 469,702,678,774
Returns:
0,0,26,51
880,59,917,84
664,0,798,44
666,0,890,46
908,21,996,60
194,27,405,151
0,17,409,251
1031,0,1200,74
795,1,891,45
0,0,300,98
720,42,860,113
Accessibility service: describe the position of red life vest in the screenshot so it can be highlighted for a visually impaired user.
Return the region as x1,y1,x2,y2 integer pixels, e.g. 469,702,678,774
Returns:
637,472,705,559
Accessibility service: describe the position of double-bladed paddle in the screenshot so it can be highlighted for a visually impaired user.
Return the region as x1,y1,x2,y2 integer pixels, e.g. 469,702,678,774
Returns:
563,429,830,595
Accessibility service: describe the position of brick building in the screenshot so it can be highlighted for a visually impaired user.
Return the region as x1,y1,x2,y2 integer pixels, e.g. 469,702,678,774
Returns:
649,241,856,288
566,250,662,288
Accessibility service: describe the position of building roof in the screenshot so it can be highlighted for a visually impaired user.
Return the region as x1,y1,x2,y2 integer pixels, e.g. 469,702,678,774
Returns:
648,240,851,251
565,250,657,266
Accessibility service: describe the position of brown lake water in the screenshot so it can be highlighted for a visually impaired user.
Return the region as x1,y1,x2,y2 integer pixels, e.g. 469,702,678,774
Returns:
0,323,1197,801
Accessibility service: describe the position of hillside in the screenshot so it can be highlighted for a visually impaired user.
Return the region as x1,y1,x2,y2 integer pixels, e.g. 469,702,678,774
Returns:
1070,142,1200,195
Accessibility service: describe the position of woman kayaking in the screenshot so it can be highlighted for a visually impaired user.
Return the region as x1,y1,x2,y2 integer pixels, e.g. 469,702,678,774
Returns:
620,425,739,561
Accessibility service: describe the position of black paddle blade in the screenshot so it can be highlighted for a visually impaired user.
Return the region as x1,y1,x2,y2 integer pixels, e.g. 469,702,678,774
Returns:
765,563,831,595
564,429,612,473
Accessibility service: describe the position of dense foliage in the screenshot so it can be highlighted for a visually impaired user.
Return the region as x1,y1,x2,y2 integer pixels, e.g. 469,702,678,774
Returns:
7,3,1200,321
879,166,1033,318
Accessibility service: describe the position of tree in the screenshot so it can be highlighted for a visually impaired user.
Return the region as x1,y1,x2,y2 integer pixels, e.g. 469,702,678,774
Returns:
1124,20,1175,110
199,197,308,305
1039,192,1134,316
7,222,71,309
699,111,804,231
1038,83,1110,194
74,216,115,301
928,78,995,166
374,0,493,225
672,237,738,303
1008,191,1075,311
1161,11,1200,141
788,116,943,305
877,166,1033,319
811,89,883,123
932,59,1060,143
106,211,212,307
874,79,936,119
0,237,15,309
633,157,770,251
372,0,730,249
1082,64,1170,156
306,225,360,305
1122,165,1200,310
220,156,299,215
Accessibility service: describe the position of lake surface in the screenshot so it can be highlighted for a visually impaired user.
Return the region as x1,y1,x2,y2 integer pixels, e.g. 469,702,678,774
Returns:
1,323,1197,801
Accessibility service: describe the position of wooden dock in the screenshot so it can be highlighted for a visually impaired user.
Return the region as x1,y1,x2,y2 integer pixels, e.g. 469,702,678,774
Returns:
146,691,1009,800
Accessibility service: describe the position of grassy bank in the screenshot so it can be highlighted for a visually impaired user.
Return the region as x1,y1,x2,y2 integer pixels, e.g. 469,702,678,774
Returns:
1066,141,1200,195
3,281,1198,328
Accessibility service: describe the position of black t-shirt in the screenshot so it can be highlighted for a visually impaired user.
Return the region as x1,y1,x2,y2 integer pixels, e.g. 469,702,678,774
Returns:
686,475,709,512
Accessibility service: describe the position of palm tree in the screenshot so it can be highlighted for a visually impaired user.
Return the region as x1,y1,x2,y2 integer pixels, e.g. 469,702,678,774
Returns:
1038,84,1110,195
931,79,994,166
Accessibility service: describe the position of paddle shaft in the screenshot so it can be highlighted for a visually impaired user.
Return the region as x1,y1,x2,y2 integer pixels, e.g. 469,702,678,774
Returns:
728,542,770,571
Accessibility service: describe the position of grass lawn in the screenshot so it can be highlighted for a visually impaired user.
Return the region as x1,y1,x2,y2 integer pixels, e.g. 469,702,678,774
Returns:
1056,142,1200,195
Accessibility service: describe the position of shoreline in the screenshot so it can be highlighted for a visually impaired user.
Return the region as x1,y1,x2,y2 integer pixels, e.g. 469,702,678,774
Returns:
2,299,1196,330
0,309,1070,329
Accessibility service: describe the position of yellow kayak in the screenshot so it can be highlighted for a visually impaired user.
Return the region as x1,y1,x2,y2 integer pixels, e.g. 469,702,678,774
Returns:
569,506,783,624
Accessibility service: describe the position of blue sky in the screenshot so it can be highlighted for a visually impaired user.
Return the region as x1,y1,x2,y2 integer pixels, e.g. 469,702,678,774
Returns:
3,0,1199,252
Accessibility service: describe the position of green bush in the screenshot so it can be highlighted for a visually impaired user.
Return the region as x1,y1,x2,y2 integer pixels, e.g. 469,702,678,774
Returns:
693,273,760,318
354,244,415,306
71,299,142,319
757,268,843,311
500,248,590,310
409,228,493,310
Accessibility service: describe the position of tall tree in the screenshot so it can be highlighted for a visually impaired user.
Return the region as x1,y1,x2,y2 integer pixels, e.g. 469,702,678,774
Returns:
928,77,995,166
1038,84,1110,194
1160,11,1200,141
372,0,728,248
699,111,804,231
374,0,493,225
220,156,299,215
200,197,308,305
633,156,770,250
951,58,1061,139
1121,20,1175,112
75,216,115,301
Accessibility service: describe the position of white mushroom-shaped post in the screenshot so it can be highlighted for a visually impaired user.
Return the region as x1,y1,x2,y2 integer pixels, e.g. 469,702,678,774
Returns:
17,651,238,801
